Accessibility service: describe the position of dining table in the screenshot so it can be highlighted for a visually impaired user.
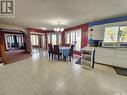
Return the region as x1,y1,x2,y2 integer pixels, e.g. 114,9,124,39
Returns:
59,46,70,59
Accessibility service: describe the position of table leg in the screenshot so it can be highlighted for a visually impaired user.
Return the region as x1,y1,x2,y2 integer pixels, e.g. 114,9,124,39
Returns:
63,55,66,61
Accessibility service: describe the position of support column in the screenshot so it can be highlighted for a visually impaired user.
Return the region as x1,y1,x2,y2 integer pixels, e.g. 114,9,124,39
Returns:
0,32,7,64
24,30,32,53
0,45,7,64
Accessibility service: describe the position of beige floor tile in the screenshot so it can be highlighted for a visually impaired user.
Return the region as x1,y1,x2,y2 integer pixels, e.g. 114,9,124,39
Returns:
0,50,127,95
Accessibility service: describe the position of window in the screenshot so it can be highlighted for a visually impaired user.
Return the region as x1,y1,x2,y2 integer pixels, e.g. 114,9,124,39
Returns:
65,29,82,51
75,30,81,51
9,35,14,44
51,34,57,45
5,34,24,50
48,34,51,43
42,35,45,47
59,34,61,45
48,33,61,45
71,32,75,44
31,34,39,46
16,35,23,47
66,33,70,44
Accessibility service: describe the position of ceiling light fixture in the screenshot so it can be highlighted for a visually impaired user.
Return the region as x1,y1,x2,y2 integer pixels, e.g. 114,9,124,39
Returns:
54,21,64,32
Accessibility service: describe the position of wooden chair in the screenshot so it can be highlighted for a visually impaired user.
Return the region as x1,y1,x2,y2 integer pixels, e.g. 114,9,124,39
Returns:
48,44,54,59
68,45,75,61
53,45,62,60
65,44,70,47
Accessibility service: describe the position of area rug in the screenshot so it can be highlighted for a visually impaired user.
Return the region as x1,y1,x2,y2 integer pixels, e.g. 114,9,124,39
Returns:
6,50,32,64
75,58,81,65
114,67,127,76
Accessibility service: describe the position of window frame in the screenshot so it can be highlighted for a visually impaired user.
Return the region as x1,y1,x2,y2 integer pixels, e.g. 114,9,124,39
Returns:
65,29,82,51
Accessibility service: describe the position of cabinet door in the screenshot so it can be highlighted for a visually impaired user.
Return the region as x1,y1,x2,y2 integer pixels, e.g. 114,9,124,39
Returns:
96,56,114,65
95,48,114,65
114,50,127,68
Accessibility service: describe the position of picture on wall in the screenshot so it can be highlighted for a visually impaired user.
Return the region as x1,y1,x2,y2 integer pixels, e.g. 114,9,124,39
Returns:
104,26,119,43
119,26,127,42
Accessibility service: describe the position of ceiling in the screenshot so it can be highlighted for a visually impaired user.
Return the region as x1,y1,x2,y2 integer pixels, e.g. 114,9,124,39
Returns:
0,0,127,30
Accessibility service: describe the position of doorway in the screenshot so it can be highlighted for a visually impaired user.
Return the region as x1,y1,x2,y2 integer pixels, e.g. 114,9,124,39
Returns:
31,33,46,53
31,34,39,53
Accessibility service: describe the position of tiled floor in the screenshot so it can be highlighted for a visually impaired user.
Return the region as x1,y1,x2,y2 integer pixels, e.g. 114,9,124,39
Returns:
0,51,127,95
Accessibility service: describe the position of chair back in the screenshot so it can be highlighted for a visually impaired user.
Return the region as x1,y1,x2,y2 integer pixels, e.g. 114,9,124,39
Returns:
69,45,75,56
48,44,54,53
65,44,70,47
54,45,60,54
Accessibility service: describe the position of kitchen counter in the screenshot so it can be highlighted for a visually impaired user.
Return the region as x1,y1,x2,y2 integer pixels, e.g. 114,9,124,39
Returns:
82,47,127,68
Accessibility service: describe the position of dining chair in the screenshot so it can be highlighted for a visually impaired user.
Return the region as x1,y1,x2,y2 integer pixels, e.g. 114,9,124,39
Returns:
65,44,70,47
68,45,75,61
48,44,54,59
53,45,62,60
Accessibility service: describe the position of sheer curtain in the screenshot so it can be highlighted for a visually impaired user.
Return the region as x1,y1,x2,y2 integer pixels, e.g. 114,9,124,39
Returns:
48,33,61,45
31,35,39,46
52,34,57,45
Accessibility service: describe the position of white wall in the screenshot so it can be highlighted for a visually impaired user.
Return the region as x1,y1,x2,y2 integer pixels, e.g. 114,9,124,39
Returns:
88,21,127,40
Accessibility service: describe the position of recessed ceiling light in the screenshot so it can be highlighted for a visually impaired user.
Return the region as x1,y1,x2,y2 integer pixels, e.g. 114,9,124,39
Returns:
46,18,70,25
